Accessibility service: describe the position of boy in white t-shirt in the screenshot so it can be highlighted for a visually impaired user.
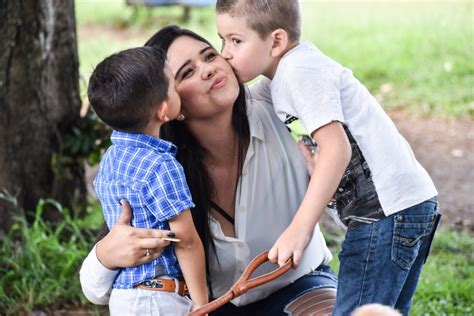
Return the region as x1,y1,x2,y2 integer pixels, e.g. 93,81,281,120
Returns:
216,1,440,315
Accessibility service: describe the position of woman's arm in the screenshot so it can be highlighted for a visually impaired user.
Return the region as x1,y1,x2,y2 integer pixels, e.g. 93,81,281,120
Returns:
79,245,119,305
247,77,272,103
79,201,172,304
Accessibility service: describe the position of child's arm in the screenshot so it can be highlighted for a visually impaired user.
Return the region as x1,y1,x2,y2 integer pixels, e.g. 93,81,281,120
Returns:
269,121,351,267
168,209,208,308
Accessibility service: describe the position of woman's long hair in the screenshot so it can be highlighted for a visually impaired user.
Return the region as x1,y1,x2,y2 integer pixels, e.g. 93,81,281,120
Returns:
146,26,250,294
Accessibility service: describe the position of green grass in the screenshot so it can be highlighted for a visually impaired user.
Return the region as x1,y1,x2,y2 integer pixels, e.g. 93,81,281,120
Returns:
0,199,472,314
0,199,105,314
323,227,474,315
301,1,473,117
76,0,218,81
76,0,473,118
411,228,474,315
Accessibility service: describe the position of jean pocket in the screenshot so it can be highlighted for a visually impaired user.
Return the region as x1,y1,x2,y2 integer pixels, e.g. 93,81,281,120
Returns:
391,211,438,270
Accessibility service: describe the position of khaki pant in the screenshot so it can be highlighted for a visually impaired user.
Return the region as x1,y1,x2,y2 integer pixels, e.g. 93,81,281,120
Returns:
109,288,192,316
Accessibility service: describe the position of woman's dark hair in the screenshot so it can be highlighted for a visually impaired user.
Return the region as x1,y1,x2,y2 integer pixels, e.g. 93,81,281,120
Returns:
94,26,250,296
147,25,250,295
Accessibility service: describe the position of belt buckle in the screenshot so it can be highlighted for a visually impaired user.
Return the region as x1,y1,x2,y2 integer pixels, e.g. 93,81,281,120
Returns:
141,279,164,289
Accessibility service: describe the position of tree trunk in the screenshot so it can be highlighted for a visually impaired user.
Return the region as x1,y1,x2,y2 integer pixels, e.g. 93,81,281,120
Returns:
0,0,86,231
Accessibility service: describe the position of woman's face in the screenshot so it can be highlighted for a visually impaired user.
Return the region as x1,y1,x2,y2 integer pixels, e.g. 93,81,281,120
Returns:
166,36,240,121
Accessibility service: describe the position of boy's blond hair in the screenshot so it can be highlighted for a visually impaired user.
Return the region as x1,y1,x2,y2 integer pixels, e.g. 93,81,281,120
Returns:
351,304,402,316
216,0,301,43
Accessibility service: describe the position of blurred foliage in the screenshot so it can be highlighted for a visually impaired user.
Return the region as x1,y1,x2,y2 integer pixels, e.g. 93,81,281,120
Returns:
62,110,111,167
0,199,105,314
58,73,111,169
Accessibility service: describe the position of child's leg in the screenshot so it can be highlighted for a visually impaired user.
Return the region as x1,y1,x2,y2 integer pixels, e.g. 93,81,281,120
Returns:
394,200,441,314
332,198,440,316
392,235,434,315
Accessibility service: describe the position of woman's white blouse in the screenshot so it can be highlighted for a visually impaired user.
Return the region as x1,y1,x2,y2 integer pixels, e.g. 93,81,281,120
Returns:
79,85,332,306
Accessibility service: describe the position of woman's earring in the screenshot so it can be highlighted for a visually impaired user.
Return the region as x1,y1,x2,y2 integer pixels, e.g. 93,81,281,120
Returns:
176,114,185,121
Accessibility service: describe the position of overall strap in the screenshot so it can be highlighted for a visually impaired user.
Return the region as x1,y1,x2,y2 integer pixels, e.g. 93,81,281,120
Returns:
210,200,235,225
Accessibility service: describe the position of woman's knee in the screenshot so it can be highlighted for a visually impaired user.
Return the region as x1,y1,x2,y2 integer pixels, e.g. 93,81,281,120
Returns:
284,287,337,316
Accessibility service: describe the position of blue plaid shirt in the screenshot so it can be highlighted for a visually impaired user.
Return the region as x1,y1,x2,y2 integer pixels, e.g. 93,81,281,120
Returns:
94,131,195,289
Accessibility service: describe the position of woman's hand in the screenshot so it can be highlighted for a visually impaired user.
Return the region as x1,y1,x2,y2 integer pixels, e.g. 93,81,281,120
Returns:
298,141,319,176
96,200,173,270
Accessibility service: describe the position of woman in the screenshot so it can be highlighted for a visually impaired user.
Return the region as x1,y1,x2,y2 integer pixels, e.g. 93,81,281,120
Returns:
80,25,337,315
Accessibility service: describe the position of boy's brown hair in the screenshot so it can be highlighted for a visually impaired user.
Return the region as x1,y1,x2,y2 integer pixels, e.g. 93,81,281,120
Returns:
352,304,402,316
216,0,301,43
88,47,168,133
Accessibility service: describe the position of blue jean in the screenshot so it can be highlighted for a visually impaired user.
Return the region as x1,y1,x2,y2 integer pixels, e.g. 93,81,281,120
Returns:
333,197,441,316
210,265,338,316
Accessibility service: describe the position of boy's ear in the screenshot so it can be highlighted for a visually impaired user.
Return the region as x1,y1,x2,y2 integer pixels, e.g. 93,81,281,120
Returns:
155,100,170,122
270,28,289,58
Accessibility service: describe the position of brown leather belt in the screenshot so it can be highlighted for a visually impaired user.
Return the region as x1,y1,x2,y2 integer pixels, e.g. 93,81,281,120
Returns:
135,278,188,296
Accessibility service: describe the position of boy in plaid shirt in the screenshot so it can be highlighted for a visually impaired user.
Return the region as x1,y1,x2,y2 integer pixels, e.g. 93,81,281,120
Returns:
88,47,207,315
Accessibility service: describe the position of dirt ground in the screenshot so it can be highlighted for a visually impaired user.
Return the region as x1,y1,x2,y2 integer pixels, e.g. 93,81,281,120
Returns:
324,111,474,233
322,111,474,234
389,111,474,231
85,110,473,232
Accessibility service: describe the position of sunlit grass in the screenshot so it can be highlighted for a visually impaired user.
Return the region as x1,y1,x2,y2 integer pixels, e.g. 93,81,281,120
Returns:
301,1,473,117
323,227,474,315
76,0,473,117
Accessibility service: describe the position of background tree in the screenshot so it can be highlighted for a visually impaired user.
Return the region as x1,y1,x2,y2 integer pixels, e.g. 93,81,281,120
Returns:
0,0,86,231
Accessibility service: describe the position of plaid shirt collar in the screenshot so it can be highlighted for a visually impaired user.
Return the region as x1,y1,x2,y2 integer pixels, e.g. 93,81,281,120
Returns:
110,130,177,156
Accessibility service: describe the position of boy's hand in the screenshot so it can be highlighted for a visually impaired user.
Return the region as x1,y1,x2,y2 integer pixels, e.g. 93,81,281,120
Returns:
298,140,319,176
268,223,312,268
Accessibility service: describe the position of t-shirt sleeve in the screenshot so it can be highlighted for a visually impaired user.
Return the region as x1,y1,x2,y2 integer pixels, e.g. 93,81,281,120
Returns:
247,77,272,103
79,245,117,305
282,66,345,136
143,158,195,221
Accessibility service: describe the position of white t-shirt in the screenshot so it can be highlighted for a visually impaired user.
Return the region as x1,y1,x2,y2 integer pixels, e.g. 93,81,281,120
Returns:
264,41,437,216
79,91,333,306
